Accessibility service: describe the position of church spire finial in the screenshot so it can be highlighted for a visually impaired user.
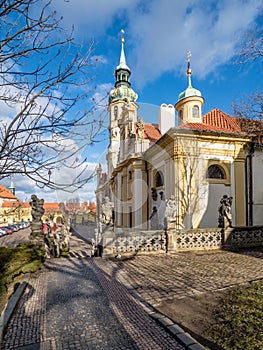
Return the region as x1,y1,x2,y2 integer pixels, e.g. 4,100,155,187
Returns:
186,50,192,87
9,179,15,195
121,29,125,44
108,29,138,103
119,29,128,69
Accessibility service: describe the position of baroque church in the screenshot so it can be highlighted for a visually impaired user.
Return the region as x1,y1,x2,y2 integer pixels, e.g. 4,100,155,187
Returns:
96,33,263,234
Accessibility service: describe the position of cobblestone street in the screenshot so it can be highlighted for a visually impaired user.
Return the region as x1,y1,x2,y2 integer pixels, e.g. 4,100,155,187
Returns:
1,230,263,350
111,249,263,307
1,254,185,350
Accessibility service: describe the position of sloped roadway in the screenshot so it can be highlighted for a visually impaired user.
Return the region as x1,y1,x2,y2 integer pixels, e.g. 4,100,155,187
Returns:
1,232,185,350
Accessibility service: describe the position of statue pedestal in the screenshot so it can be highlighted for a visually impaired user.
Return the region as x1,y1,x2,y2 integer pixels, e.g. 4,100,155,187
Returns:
97,226,116,257
165,218,184,231
30,222,44,246
166,221,176,230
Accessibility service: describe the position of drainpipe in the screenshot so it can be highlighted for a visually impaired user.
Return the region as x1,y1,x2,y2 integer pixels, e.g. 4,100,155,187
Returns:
145,160,149,229
245,157,248,226
246,143,254,226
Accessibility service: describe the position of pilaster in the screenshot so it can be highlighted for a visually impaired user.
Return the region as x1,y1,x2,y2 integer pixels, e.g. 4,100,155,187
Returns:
234,156,246,226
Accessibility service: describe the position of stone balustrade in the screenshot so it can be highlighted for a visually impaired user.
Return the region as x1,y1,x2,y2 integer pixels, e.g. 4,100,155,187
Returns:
102,229,166,257
99,226,263,257
224,225,263,248
167,228,223,252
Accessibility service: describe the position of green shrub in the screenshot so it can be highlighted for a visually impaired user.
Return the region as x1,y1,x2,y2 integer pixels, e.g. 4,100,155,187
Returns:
0,242,45,298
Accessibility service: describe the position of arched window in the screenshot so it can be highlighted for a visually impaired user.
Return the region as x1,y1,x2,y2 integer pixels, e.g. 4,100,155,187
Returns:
179,110,183,124
192,105,199,118
206,165,225,179
155,171,164,187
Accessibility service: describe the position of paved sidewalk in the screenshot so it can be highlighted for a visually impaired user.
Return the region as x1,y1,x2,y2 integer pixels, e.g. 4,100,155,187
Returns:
111,249,263,307
2,230,262,350
1,257,185,350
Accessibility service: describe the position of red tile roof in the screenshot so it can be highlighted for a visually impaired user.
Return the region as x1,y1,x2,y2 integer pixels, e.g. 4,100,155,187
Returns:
135,108,262,146
145,123,161,142
1,201,30,208
178,122,230,132
178,108,246,135
89,202,96,213
0,186,18,200
44,202,60,211
135,122,161,143
64,201,96,213
203,108,242,133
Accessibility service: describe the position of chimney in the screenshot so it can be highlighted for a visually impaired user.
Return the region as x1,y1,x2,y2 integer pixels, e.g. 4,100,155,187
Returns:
158,104,175,135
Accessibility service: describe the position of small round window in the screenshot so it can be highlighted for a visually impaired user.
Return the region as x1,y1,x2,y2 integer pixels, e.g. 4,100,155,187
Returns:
206,165,225,179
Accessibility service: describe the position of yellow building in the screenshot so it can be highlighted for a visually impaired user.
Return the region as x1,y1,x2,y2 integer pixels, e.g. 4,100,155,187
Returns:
96,36,262,234
0,185,64,225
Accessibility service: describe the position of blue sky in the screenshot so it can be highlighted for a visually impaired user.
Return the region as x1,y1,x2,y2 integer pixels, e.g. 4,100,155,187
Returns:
5,0,263,203
60,0,262,116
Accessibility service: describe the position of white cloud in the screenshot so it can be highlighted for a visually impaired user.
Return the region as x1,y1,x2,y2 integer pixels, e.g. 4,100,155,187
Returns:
2,157,100,203
50,0,262,86
126,0,262,85
51,0,140,35
90,55,108,65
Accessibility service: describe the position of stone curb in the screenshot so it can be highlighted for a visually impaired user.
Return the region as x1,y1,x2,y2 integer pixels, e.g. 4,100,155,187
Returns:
115,265,206,350
0,274,30,347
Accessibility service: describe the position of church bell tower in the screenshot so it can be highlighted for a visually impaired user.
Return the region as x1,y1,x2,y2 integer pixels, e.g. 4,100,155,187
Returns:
107,30,138,176
175,51,204,125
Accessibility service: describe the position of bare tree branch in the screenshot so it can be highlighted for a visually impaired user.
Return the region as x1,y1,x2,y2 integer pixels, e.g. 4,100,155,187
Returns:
233,7,263,138
0,0,108,192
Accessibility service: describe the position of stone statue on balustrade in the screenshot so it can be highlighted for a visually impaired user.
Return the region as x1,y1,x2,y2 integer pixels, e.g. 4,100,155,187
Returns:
164,195,184,230
99,197,113,227
30,194,45,239
164,195,177,229
218,195,233,228
137,117,145,139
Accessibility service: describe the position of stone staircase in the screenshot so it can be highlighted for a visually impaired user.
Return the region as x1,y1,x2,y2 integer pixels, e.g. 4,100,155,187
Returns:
67,234,93,259
68,250,92,259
